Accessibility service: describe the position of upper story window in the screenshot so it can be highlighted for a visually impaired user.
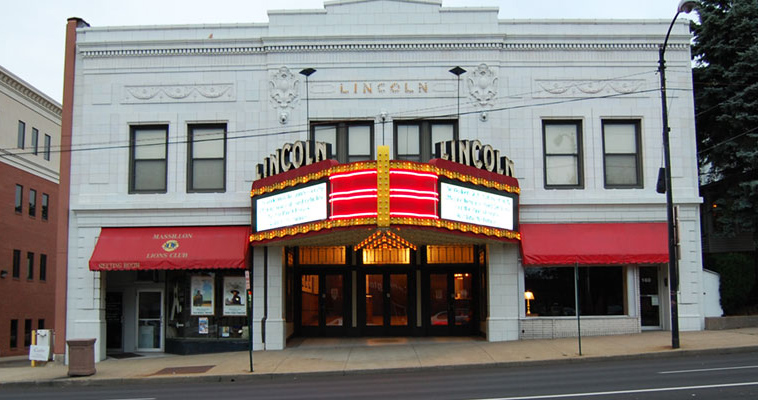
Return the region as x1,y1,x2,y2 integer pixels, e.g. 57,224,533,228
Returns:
312,122,374,163
31,128,39,155
15,185,23,213
602,120,642,188
543,120,583,189
39,254,47,281
12,249,21,279
17,121,25,149
29,189,36,217
43,134,51,161
394,120,456,162
129,125,168,194
26,252,34,280
41,193,49,220
187,124,226,192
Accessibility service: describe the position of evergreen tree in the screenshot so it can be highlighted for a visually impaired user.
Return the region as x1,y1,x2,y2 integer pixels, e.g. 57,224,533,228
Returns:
692,0,758,238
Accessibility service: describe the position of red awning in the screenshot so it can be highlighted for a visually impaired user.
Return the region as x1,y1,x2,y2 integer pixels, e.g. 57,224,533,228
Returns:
520,223,668,266
89,226,250,271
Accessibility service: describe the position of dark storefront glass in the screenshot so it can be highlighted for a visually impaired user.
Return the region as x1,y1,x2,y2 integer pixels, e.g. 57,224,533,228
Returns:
524,266,624,317
166,271,248,341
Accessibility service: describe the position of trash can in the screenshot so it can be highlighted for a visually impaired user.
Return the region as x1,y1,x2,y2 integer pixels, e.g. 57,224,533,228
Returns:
67,338,96,376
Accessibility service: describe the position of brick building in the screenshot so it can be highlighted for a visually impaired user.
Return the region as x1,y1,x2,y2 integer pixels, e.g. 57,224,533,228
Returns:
0,65,61,357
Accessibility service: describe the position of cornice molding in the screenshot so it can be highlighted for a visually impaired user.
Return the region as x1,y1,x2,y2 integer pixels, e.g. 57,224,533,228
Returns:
80,42,685,58
0,71,62,119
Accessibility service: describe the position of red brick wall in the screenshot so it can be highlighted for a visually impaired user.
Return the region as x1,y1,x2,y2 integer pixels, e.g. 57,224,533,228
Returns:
0,163,58,357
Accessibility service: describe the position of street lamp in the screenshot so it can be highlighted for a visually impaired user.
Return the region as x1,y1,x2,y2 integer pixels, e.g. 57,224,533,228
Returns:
659,0,696,350
449,66,466,119
299,68,316,138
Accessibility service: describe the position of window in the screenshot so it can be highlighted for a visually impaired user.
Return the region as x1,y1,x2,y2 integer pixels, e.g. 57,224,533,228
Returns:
24,319,32,347
543,120,583,188
27,252,34,280
129,125,168,193
39,254,47,281
311,122,374,163
524,266,625,316
10,320,18,348
395,120,456,162
17,121,25,149
602,120,642,188
32,128,39,155
38,319,45,330
187,124,226,192
15,185,23,213
29,189,36,217
12,250,20,278
43,134,51,161
41,193,49,220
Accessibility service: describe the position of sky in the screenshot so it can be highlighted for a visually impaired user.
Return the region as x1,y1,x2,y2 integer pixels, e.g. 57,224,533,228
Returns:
1,0,696,104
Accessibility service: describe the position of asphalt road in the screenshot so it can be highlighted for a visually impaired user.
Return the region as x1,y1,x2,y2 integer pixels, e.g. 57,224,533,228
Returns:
3,350,758,400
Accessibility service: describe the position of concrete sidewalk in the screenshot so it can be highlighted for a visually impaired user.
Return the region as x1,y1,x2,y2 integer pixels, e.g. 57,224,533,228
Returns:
2,328,757,387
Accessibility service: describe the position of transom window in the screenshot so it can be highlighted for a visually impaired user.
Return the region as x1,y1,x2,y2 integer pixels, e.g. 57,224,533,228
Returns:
311,122,374,163
187,124,226,192
543,120,583,188
602,120,642,188
129,125,168,193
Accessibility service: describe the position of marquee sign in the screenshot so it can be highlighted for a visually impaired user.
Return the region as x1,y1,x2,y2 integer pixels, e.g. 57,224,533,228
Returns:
440,181,515,231
254,182,328,231
250,143,520,243
435,139,515,177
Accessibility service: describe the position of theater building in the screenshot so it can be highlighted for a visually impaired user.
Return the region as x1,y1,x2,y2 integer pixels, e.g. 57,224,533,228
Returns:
61,0,705,361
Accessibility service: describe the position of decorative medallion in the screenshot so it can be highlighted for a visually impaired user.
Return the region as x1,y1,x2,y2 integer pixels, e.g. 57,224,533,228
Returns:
467,63,498,107
269,66,300,124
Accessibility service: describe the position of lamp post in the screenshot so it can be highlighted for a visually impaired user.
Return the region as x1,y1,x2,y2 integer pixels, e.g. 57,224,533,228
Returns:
449,66,466,119
299,68,316,138
659,0,696,350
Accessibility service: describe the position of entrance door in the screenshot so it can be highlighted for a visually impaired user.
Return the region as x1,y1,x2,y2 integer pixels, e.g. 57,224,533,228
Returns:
426,270,477,335
105,292,123,351
640,267,661,329
298,271,349,336
136,290,164,351
360,271,411,335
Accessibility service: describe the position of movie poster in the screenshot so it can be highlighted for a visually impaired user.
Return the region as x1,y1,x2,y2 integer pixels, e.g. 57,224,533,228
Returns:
191,275,214,316
223,276,247,316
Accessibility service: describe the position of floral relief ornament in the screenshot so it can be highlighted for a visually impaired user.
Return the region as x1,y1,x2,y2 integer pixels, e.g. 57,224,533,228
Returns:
269,66,301,124
467,63,498,107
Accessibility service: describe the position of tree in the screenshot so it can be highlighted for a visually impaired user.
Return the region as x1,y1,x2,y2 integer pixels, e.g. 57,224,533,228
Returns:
692,0,758,238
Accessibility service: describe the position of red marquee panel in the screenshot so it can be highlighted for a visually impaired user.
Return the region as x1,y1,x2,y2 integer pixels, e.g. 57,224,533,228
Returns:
389,169,438,219
329,169,378,219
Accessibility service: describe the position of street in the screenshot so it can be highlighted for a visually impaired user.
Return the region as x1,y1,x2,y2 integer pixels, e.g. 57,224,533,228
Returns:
3,350,758,400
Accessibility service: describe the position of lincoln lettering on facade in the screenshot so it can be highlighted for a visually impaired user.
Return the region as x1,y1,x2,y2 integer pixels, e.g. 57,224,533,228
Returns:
339,81,429,95
435,140,516,177
255,140,332,180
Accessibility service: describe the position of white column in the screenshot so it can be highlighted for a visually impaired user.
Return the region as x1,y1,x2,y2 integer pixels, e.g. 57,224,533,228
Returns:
486,243,520,341
251,247,265,350
264,246,286,350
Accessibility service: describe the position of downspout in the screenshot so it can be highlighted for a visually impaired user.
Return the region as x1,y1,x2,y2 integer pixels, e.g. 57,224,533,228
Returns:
261,246,268,348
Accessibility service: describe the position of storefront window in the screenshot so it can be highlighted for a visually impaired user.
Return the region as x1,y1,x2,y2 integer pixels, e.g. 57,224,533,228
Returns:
524,266,624,316
166,271,248,340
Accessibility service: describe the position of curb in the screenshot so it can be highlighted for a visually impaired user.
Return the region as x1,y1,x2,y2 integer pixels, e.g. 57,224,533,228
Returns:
3,345,758,389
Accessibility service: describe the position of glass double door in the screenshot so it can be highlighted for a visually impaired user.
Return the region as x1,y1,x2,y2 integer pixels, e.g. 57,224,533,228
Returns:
426,270,477,335
359,270,412,335
298,271,348,336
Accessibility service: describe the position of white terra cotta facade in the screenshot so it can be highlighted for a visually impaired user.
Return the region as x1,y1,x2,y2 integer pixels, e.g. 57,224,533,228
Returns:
63,0,704,362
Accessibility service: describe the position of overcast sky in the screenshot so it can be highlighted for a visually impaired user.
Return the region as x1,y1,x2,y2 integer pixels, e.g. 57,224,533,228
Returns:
1,0,694,104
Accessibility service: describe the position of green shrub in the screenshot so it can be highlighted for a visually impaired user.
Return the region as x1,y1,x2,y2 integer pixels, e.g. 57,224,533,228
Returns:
707,253,756,314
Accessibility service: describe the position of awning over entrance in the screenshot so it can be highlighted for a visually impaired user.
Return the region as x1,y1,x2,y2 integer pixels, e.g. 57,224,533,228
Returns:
89,226,250,271
520,223,668,266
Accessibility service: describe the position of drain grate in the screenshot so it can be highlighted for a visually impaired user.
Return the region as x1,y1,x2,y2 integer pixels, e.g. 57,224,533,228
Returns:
152,365,215,375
